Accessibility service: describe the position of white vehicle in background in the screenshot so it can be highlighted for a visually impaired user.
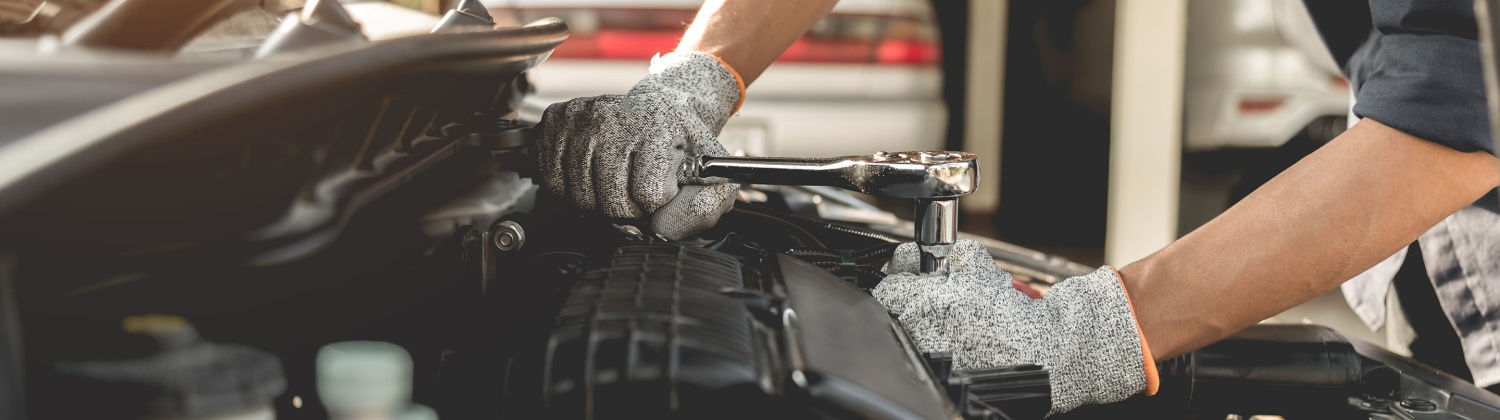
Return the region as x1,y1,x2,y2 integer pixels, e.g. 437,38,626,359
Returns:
486,0,945,157
1184,0,1349,152
1178,0,1355,233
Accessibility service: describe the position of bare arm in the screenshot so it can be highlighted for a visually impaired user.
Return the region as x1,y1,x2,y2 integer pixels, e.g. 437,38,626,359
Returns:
677,0,839,85
1121,119,1500,358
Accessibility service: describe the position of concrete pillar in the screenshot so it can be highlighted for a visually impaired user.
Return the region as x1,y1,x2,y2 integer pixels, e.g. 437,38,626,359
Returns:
1104,0,1188,265
961,0,1006,214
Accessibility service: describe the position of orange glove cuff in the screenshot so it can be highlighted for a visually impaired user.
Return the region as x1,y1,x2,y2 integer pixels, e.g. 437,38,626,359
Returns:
1109,266,1160,396
697,52,747,115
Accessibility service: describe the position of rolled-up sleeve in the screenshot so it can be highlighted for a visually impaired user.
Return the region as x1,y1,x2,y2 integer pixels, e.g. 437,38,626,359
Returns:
1350,0,1492,154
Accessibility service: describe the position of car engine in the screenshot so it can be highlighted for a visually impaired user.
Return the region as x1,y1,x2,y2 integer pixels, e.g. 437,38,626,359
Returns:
1,1,1498,419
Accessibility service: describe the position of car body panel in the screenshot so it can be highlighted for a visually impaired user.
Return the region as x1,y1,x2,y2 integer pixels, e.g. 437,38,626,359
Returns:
1184,0,1349,151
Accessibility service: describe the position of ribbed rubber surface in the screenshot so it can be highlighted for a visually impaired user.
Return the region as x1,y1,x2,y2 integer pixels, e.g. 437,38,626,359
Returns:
543,244,762,418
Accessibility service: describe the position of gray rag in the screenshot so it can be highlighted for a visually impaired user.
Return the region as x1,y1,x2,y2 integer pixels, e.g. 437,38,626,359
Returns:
536,51,741,240
874,240,1149,416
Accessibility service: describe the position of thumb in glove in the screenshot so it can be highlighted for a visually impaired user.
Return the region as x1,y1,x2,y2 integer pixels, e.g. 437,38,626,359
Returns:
652,183,738,241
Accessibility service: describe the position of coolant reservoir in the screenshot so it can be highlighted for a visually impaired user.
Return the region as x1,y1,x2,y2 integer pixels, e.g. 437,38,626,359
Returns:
48,314,285,420
317,341,437,420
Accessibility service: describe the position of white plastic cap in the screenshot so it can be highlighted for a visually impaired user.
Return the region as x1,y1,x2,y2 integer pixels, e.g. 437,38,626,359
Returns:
316,341,414,417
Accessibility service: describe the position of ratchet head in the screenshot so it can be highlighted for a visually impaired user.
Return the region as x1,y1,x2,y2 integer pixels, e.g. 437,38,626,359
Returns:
861,151,979,199
696,151,979,199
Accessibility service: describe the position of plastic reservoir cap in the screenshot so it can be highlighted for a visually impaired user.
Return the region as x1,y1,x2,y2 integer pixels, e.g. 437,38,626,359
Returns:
49,315,285,419
317,341,415,416
121,313,197,349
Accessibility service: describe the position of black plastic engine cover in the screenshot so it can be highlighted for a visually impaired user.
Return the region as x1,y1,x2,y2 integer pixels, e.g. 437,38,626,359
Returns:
542,245,772,418
516,241,957,419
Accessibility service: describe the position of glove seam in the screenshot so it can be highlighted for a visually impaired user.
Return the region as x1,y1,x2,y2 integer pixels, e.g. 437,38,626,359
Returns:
1108,266,1160,396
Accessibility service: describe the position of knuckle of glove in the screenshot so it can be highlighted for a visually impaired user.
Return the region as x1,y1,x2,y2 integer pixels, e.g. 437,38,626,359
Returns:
947,240,996,270
535,103,577,199
541,96,623,208
884,243,922,274
870,272,915,311
632,135,688,209
597,188,641,220
872,271,949,314
549,94,675,215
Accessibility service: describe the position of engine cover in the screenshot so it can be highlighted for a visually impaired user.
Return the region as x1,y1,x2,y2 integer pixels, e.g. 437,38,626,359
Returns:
509,240,959,419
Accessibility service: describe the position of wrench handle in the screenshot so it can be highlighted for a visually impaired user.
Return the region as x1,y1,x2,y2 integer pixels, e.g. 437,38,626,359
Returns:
697,156,857,190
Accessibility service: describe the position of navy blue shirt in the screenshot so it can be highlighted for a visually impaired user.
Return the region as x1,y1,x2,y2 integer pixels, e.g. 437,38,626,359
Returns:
1308,0,1493,153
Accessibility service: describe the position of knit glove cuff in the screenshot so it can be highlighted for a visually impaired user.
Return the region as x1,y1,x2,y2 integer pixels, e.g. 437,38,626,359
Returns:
1042,266,1158,414
638,51,746,125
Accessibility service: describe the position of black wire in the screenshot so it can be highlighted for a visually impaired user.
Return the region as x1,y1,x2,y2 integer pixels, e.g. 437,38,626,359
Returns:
788,242,900,264
784,248,842,261
807,261,887,288
728,207,826,248
854,269,886,289
855,242,901,263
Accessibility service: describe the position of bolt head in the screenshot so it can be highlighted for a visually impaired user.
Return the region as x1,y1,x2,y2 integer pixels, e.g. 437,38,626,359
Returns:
493,221,525,251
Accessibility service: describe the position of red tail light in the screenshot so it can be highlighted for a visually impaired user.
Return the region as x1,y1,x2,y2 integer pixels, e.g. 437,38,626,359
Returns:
549,31,683,60
874,39,940,65
501,8,939,65
1239,98,1286,115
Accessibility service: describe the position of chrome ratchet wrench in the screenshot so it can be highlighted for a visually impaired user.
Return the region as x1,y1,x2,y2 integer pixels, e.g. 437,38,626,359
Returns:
691,151,979,274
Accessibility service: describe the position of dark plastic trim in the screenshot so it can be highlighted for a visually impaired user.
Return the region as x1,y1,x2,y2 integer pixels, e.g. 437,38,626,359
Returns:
0,18,568,219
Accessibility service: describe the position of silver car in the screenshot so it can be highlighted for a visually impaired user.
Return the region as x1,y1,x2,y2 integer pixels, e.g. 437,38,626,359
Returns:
1184,0,1349,152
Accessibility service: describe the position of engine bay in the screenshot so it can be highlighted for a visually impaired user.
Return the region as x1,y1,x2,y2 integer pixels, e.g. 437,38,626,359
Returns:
2,1,1500,418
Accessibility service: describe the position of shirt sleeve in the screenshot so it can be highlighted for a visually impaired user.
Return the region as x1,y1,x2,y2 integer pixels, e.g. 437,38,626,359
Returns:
1348,0,1493,154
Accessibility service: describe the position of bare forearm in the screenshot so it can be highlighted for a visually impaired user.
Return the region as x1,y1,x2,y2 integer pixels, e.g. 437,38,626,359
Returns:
677,0,838,85
1120,119,1499,358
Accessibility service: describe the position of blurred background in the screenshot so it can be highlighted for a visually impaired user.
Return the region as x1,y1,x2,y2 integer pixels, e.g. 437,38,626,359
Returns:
8,2,1479,418
0,0,1383,343
0,0,1353,270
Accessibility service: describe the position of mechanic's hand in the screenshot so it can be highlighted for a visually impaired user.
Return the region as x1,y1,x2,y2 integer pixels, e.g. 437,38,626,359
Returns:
536,51,744,240
874,240,1159,415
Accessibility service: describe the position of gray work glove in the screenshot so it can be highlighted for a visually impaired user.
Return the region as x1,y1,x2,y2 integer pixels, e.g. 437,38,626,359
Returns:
536,51,743,240
873,240,1159,416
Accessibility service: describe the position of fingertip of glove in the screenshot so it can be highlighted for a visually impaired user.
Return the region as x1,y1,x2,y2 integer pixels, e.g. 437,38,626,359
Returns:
885,242,921,273
651,183,737,240
651,214,713,241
